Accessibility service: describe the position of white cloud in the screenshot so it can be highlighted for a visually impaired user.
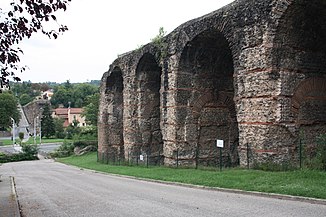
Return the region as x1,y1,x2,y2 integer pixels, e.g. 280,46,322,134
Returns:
12,0,235,83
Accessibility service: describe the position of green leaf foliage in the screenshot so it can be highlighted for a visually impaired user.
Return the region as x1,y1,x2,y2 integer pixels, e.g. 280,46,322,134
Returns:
54,117,65,139
0,0,71,83
0,91,20,130
41,103,55,138
82,93,99,126
51,81,99,108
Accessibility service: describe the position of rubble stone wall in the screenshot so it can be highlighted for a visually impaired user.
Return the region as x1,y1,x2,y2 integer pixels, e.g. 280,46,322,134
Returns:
98,0,326,167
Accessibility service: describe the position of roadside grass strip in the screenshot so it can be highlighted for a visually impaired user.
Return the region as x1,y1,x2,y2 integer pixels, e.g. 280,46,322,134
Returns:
0,137,68,146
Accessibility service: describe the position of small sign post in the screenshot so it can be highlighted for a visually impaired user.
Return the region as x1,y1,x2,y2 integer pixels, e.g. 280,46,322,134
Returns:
216,140,224,171
216,140,224,148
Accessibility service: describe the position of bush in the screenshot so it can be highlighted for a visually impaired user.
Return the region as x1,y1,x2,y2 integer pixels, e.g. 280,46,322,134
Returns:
22,144,38,157
50,141,74,158
73,140,98,149
19,132,24,144
50,140,97,158
55,131,66,139
0,144,39,163
79,125,97,139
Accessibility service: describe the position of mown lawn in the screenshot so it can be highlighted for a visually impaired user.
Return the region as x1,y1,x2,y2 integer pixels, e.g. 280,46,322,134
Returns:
58,152,326,199
0,137,68,146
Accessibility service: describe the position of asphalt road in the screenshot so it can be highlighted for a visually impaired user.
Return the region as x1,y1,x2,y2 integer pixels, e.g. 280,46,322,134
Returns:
1,160,326,217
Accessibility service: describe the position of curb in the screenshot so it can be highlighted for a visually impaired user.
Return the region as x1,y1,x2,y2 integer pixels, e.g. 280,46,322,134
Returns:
0,176,21,217
57,161,326,206
10,176,21,217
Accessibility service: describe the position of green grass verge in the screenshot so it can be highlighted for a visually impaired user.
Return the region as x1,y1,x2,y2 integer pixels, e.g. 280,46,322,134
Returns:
58,152,326,199
0,139,14,146
0,137,69,146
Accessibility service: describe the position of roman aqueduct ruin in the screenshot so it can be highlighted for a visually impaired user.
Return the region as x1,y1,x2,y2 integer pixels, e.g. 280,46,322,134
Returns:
98,0,326,167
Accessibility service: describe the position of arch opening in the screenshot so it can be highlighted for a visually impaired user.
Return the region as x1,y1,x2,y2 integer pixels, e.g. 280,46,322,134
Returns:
135,53,163,164
177,29,239,167
274,0,326,162
273,0,326,74
292,78,326,159
105,67,124,161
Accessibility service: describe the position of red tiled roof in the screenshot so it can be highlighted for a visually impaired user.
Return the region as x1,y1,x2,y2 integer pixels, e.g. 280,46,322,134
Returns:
53,108,84,115
70,108,83,114
54,108,68,115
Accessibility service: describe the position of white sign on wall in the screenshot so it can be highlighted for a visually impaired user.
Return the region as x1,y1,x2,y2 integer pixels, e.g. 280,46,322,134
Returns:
216,139,224,148
140,155,144,161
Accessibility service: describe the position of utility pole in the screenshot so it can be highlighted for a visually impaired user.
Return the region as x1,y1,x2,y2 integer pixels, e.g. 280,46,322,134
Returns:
34,116,38,145
39,108,43,145
39,117,42,145
10,117,15,147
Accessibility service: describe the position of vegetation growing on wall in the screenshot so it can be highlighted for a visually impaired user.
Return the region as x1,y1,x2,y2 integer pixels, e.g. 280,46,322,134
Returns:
151,27,168,61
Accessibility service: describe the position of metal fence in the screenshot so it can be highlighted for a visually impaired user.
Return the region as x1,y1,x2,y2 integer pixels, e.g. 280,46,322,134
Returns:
97,135,326,171
97,147,237,171
245,134,326,171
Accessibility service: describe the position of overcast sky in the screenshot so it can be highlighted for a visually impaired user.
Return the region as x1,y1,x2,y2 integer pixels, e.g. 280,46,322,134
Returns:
9,0,234,83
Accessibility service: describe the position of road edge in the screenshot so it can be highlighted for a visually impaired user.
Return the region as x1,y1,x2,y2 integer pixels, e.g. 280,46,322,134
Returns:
57,161,326,206
101,172,326,206
10,176,22,217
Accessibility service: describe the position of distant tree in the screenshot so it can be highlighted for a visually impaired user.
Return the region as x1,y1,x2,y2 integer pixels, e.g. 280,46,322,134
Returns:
64,80,73,90
82,93,99,126
0,0,71,85
50,85,71,107
11,81,42,103
40,103,55,138
65,121,80,139
53,117,65,139
0,91,20,130
19,93,33,106
74,98,83,108
89,80,101,86
51,82,98,108
73,83,98,107
33,83,50,92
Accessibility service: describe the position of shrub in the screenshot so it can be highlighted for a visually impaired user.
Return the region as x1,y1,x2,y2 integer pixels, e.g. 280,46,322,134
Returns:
0,144,39,163
49,140,97,158
50,141,74,158
19,132,24,144
73,140,98,149
22,144,38,157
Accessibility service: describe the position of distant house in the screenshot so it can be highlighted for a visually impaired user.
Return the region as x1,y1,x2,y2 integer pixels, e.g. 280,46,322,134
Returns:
41,89,54,100
0,81,10,92
52,107,86,127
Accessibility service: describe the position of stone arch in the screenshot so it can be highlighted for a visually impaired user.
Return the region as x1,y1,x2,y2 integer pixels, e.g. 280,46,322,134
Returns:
291,78,326,115
271,0,326,163
175,28,238,167
105,66,124,161
135,53,163,163
273,0,326,74
291,77,326,157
